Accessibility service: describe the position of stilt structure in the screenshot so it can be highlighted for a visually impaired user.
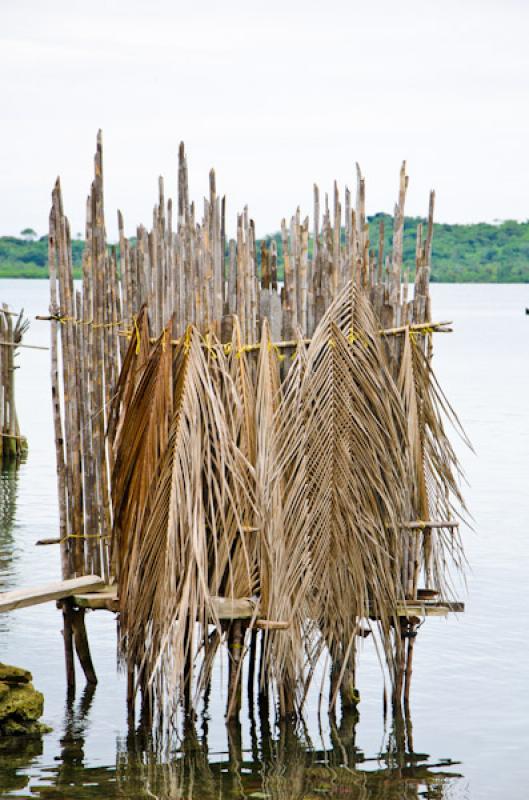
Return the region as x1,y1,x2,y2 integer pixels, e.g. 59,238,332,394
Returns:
38,132,468,726
0,304,28,463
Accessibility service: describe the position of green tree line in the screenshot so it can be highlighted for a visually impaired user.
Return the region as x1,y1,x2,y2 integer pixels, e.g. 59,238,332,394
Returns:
2,215,529,281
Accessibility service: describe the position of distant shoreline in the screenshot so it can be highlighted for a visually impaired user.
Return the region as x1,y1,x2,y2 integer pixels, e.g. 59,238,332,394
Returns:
2,214,529,282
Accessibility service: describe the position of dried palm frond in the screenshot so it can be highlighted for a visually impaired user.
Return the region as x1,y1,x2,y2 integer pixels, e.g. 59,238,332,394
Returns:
399,331,469,595
261,329,314,707
110,311,173,590
200,330,258,602
280,283,413,691
116,325,256,716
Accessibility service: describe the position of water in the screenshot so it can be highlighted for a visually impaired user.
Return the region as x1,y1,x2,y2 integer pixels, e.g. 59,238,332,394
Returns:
0,280,528,799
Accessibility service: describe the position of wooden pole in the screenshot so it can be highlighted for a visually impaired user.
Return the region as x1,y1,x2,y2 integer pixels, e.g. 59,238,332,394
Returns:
71,606,98,685
226,621,243,721
61,599,76,695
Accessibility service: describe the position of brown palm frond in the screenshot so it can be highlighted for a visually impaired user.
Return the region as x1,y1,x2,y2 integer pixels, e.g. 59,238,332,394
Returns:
107,304,152,447
110,312,173,591
254,318,283,615
284,282,413,686
397,331,430,598
252,322,311,708
200,330,258,601
117,325,256,716
262,330,314,705
404,333,469,594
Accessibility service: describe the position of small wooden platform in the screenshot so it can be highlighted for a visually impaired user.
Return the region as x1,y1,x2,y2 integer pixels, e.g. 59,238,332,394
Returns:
0,575,106,613
72,589,259,619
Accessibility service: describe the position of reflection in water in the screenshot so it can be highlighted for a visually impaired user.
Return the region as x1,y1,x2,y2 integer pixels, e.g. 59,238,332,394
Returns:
7,690,461,799
0,464,21,634
0,733,43,795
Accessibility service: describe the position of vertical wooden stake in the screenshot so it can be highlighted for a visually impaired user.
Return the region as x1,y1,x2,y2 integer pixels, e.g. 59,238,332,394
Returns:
247,627,257,717
392,619,407,712
226,620,243,721
403,624,417,711
127,663,135,716
71,606,97,685
61,600,76,695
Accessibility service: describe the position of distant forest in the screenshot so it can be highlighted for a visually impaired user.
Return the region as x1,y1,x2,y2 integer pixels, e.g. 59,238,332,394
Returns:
2,215,529,282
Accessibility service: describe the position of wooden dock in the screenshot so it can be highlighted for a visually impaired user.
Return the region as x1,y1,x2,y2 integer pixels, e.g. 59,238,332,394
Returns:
0,576,106,613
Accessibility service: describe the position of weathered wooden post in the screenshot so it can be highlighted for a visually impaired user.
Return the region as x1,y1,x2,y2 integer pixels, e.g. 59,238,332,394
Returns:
0,305,28,463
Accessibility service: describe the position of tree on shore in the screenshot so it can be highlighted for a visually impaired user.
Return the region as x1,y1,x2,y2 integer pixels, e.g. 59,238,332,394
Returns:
20,228,37,241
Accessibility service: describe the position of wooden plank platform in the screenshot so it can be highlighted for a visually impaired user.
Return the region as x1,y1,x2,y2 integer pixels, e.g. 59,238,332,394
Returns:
72,589,258,619
71,587,464,619
396,600,464,617
0,575,106,613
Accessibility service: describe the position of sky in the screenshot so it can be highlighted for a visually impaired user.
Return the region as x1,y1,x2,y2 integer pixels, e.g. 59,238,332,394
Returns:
1,0,528,239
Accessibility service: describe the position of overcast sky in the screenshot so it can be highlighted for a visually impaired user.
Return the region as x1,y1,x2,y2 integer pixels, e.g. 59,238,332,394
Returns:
1,0,528,239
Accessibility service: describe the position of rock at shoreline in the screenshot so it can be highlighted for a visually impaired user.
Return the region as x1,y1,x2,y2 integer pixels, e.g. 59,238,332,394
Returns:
0,664,32,685
0,663,50,737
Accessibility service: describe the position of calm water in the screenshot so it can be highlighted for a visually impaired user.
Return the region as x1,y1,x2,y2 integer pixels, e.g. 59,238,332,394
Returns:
0,280,528,799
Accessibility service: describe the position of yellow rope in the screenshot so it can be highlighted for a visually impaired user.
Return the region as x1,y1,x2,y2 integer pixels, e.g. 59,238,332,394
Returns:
132,315,141,354
57,314,123,329
202,332,217,359
93,320,123,329
236,344,254,359
348,327,369,348
410,325,434,344
183,326,192,355
267,340,285,361
61,532,111,543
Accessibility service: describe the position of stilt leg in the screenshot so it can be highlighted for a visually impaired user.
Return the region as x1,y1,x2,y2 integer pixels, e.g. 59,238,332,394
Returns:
340,642,360,712
127,662,135,725
403,621,418,712
226,620,243,721
71,606,97,685
60,599,76,696
392,619,407,712
247,628,257,716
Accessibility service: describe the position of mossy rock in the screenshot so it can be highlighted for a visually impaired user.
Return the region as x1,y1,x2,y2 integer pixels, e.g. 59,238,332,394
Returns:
0,683,45,736
1,719,50,736
0,663,32,685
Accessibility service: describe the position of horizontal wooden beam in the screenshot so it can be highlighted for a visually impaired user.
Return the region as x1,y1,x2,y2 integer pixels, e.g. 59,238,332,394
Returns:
72,590,258,619
0,341,48,351
35,316,452,348
396,601,464,617
71,587,464,619
403,520,459,530
73,589,118,611
0,575,106,613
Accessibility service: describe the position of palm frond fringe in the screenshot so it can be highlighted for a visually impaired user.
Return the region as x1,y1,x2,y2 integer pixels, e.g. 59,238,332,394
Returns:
109,281,467,722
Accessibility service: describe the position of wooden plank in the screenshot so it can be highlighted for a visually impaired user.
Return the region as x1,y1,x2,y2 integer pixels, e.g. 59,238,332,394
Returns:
0,341,49,351
0,575,105,613
73,589,118,611
212,596,257,620
396,601,464,617
404,520,459,530
72,589,257,619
